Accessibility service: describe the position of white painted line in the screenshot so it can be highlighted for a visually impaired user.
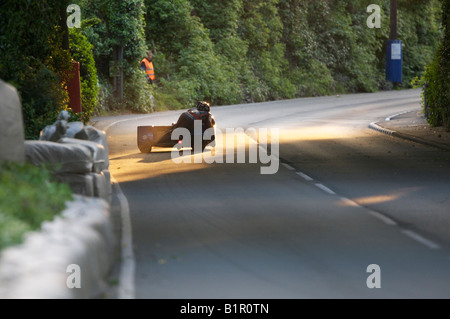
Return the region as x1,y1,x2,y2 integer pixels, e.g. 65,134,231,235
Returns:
340,197,360,207
340,197,397,226
111,176,136,299
315,183,336,195
102,116,144,132
281,163,295,171
367,210,398,226
401,230,441,250
102,120,136,299
296,171,314,182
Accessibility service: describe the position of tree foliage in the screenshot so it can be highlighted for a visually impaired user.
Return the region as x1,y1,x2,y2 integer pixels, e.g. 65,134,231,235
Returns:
78,0,151,112
144,0,442,107
0,0,72,139
69,28,99,122
1,0,445,136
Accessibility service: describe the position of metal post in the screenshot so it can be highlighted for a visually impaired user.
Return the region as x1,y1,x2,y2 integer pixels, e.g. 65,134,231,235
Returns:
60,4,70,51
119,46,124,101
390,0,398,40
386,0,402,84
112,46,124,101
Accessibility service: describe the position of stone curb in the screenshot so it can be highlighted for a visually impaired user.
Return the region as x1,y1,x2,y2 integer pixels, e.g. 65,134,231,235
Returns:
369,121,396,136
369,120,450,152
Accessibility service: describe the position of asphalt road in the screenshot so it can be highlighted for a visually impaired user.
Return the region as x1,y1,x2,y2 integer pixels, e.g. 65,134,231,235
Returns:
95,89,450,299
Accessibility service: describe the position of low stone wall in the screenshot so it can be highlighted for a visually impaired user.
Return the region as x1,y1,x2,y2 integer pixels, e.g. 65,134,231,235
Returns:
0,78,119,299
0,79,25,163
0,196,116,299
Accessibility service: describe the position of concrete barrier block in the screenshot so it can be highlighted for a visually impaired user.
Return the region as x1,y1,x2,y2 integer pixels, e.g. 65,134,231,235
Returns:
0,79,25,164
102,170,113,203
56,173,94,197
59,137,108,173
25,140,93,174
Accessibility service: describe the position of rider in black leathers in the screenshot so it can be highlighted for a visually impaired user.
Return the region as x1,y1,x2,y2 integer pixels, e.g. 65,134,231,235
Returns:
172,101,215,134
161,101,215,149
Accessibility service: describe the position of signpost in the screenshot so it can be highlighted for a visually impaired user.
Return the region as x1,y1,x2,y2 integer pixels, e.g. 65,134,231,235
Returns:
386,0,402,84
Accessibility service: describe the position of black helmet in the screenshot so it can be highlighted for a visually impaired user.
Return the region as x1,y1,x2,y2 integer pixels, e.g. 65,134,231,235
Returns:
196,101,210,112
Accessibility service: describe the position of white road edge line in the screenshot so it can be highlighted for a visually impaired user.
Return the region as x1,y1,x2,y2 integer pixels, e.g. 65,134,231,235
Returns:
111,176,136,299
341,197,397,226
401,230,441,250
315,183,336,195
339,197,360,207
296,171,314,182
102,116,145,132
102,118,137,299
281,163,295,171
367,210,398,226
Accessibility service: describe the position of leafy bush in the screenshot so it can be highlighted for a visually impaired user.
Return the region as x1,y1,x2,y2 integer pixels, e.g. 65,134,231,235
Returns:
440,0,450,130
124,69,155,113
0,162,73,251
422,0,449,130
423,48,445,127
0,0,73,140
69,28,99,123
293,59,336,97
79,0,150,113
146,0,242,107
151,87,185,111
18,60,70,140
95,75,115,115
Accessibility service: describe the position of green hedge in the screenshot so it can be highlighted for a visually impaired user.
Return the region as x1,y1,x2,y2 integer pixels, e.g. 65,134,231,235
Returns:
0,0,73,140
423,0,449,130
0,162,73,251
69,28,99,123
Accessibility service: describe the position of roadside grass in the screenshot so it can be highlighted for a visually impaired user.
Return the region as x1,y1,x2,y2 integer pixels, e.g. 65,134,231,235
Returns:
0,162,73,251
